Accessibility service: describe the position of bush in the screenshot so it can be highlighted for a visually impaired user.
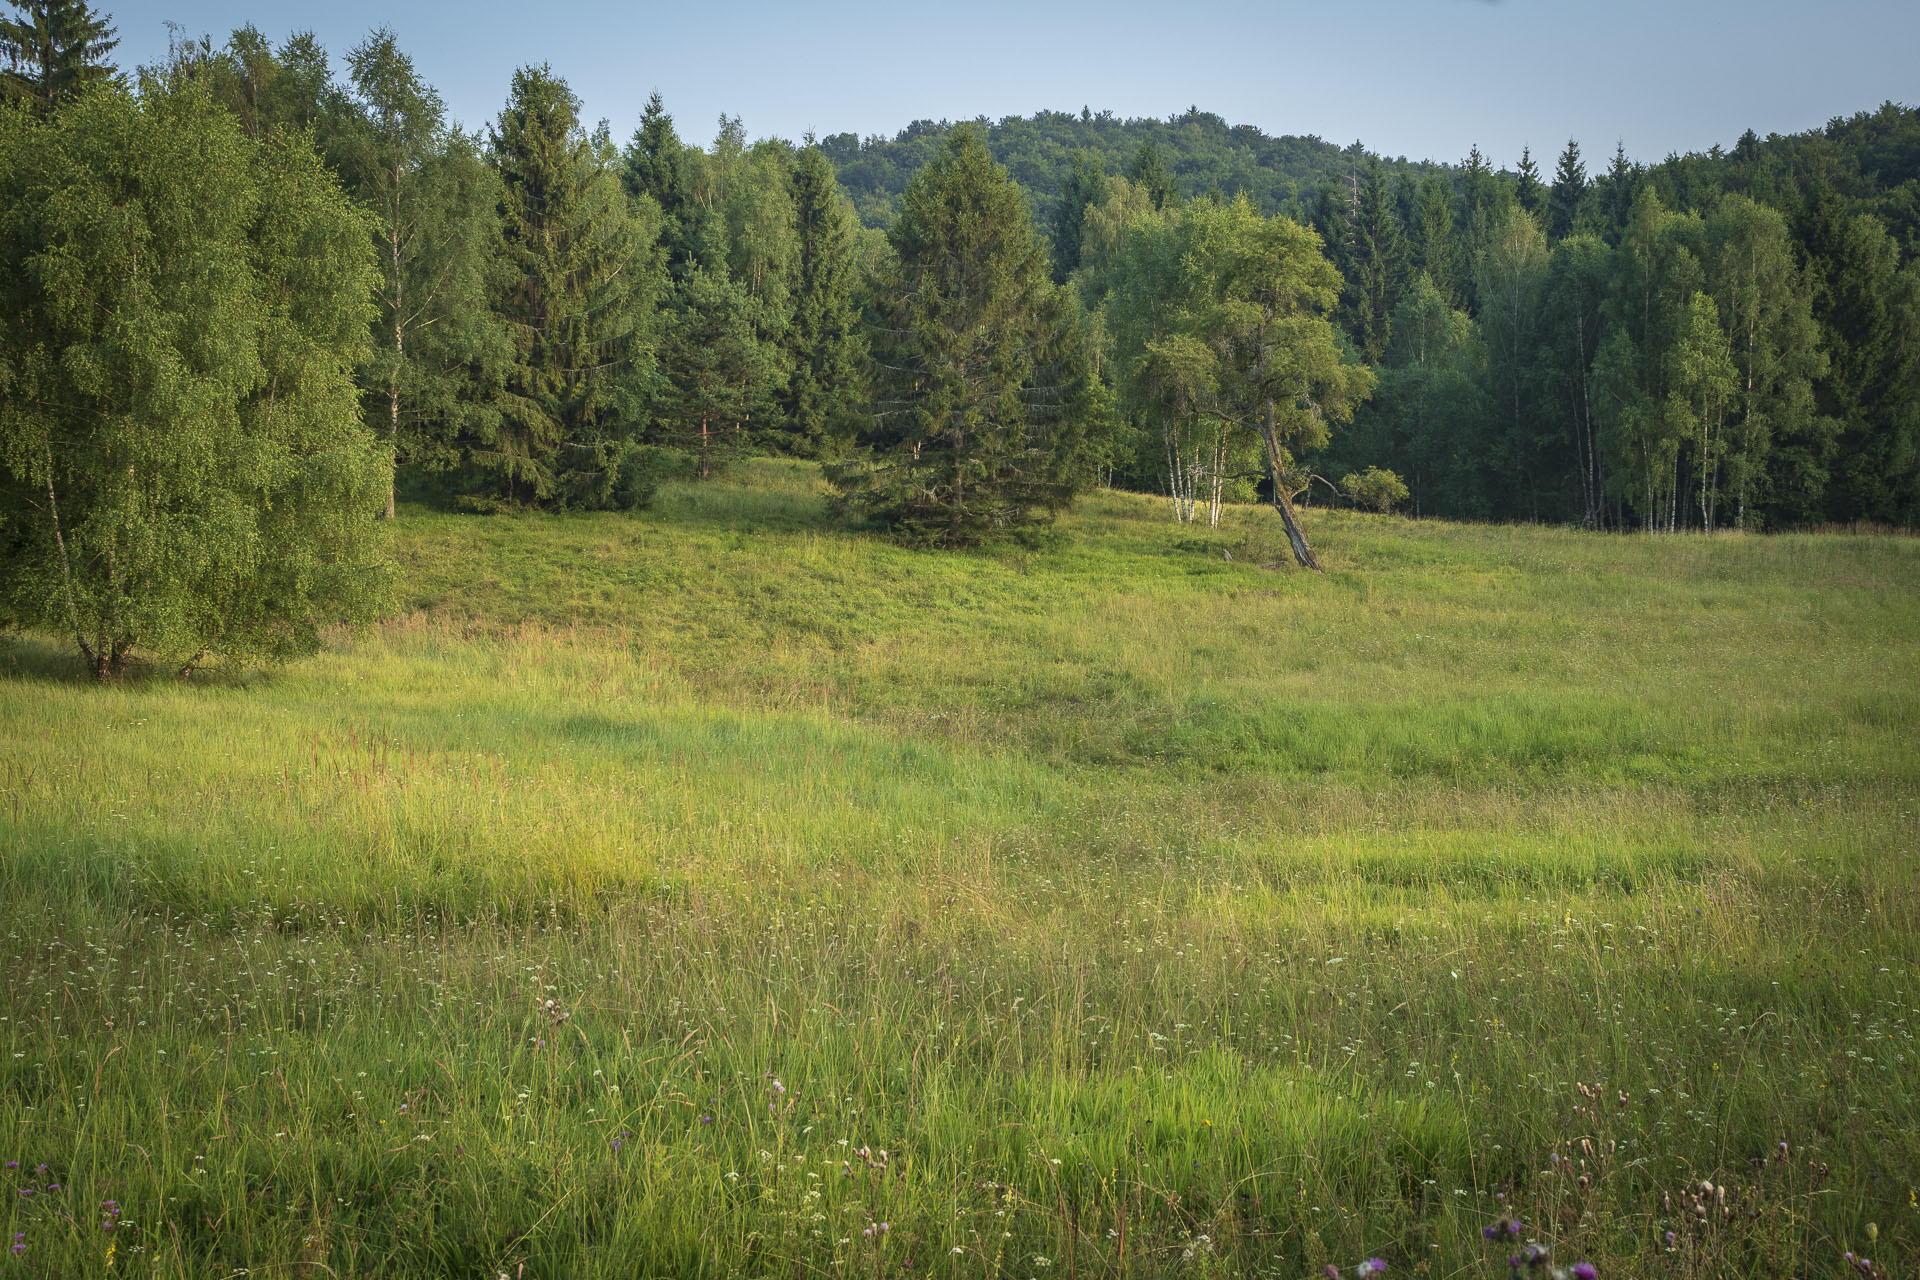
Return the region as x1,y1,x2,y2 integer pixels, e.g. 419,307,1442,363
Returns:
1341,466,1411,513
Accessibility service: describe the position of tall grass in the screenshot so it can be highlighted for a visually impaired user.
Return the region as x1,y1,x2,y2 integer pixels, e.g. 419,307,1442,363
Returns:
2,459,1915,1277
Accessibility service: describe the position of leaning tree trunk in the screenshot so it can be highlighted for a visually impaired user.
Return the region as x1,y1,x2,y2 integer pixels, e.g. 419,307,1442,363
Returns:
1257,400,1323,573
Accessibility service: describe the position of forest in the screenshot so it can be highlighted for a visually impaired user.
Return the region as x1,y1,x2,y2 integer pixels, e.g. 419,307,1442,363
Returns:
2,5,1919,672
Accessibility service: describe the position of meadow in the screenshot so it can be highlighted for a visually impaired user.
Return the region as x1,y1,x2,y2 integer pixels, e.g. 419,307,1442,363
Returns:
2,458,1916,1278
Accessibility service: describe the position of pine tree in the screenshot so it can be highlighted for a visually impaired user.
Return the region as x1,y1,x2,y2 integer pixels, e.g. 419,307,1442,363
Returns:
1349,160,1409,361
833,127,1089,545
1548,138,1588,241
623,92,710,285
657,264,787,478
0,0,115,114
1050,149,1104,282
1595,142,1639,245
477,64,664,509
1514,146,1544,216
1410,172,1459,306
782,142,867,454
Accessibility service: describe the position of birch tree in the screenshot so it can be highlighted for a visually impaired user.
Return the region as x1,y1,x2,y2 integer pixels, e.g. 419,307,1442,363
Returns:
0,85,388,678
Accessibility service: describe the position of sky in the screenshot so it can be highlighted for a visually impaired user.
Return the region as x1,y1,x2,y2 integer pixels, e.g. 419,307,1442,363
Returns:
111,0,1919,167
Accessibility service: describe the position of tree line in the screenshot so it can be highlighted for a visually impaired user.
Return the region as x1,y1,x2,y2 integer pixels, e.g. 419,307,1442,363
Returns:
2,2,1915,679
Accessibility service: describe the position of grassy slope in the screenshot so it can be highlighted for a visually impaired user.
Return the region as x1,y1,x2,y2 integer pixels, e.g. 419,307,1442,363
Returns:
1,459,1916,1278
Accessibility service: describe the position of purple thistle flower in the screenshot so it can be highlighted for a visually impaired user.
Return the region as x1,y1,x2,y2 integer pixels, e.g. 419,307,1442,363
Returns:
2,1162,15,1169
1484,1225,1501,1240
1324,1267,1341,1279
1572,1264,1598,1280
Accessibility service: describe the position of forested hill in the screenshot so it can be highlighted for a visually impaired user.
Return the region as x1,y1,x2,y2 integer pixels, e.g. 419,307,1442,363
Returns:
818,107,1445,228
822,102,1920,249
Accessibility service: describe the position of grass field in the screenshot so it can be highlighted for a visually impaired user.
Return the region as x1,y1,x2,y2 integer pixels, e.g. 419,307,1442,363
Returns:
2,458,1917,1278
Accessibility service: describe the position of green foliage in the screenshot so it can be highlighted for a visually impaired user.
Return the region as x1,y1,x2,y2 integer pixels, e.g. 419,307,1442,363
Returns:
471,65,666,510
0,84,390,677
1548,137,1589,241
655,264,788,478
1098,196,1370,529
834,128,1092,545
1340,465,1410,511
335,29,514,515
1049,147,1105,282
779,143,868,455
0,0,114,113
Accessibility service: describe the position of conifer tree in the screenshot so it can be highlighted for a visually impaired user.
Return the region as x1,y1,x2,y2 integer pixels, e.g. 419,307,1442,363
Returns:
782,142,867,454
1349,160,1409,361
0,0,115,113
1514,146,1544,216
477,64,664,509
834,127,1091,545
337,28,513,516
1051,149,1105,282
1595,142,1639,244
1410,172,1459,306
623,92,710,284
657,265,787,478
1548,138,1588,241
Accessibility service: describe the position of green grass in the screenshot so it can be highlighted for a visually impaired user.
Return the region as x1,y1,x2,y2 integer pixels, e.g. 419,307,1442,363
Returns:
2,457,1916,1278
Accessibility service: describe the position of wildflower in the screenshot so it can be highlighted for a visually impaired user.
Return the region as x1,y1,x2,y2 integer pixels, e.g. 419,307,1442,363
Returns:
1356,1260,1387,1276
1572,1265,1598,1280
1325,1267,1341,1279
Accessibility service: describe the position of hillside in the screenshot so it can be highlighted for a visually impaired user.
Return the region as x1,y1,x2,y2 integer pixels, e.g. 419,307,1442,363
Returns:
820,107,1445,228
3,461,1916,1276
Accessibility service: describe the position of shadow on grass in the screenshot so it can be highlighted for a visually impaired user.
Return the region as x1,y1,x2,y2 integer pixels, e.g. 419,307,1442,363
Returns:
0,632,271,690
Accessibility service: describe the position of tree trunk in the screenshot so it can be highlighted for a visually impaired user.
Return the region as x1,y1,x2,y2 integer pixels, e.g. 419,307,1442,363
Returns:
1257,400,1322,572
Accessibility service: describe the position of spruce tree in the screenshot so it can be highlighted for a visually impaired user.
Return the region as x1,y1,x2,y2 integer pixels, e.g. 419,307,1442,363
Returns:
781,142,867,454
1548,138,1588,241
834,127,1089,545
1349,160,1409,361
623,92,710,285
1514,146,1544,216
1410,172,1459,306
657,265,787,478
1051,148,1105,282
0,0,115,113
1596,142,1639,245
478,64,664,509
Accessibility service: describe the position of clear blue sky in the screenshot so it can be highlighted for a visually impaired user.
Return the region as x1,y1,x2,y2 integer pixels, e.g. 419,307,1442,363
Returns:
112,0,1918,167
